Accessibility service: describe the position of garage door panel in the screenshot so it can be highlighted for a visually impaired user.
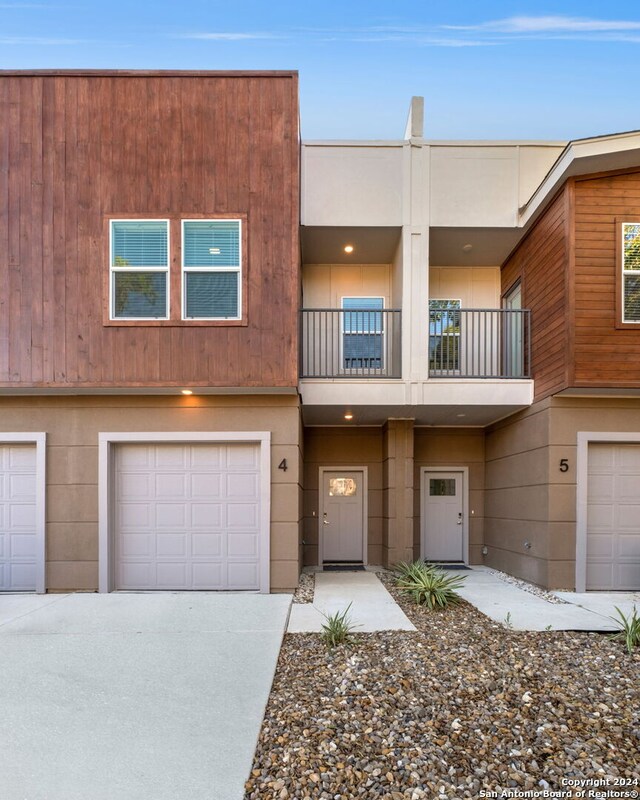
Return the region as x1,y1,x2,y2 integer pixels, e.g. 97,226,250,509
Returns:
120,533,154,558
9,504,36,529
156,533,188,557
226,473,259,498
155,562,189,588
227,533,258,557
155,473,187,497
118,502,151,529
10,534,38,559
190,504,222,528
9,474,36,497
156,504,187,528
8,562,37,590
155,446,187,468
587,443,640,590
227,503,258,528
118,473,151,499
192,533,222,557
227,445,259,469
190,473,222,498
114,443,262,591
192,562,223,589
227,562,259,589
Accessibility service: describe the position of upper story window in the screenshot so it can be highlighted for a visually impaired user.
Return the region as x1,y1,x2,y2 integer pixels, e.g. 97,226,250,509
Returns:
429,299,461,373
182,220,241,319
107,217,244,323
341,297,384,370
622,222,640,324
110,220,169,319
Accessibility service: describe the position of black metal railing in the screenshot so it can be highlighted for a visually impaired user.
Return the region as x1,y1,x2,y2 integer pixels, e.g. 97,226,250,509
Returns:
429,308,531,378
300,309,402,378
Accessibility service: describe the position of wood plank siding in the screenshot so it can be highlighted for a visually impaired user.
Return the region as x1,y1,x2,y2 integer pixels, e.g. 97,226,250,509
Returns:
0,72,299,388
573,170,640,386
502,186,570,401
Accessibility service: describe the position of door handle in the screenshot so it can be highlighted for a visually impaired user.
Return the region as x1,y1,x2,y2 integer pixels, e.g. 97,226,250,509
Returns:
457,512,462,525
323,519,330,525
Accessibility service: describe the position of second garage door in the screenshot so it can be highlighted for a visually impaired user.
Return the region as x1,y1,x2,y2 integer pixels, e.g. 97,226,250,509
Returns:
115,443,261,590
587,443,640,590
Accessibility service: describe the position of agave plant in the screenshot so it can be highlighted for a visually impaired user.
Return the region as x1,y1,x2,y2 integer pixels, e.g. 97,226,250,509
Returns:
320,603,358,648
609,605,640,654
394,560,465,610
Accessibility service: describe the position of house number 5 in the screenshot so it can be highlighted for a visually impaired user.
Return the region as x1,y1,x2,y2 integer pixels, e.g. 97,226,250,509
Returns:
559,459,569,472
278,459,288,472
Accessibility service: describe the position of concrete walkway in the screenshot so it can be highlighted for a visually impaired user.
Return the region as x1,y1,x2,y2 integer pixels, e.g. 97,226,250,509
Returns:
0,592,291,800
287,571,416,633
456,566,638,631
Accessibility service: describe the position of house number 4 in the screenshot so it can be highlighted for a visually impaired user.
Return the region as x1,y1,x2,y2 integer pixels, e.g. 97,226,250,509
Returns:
278,459,288,472
559,459,569,472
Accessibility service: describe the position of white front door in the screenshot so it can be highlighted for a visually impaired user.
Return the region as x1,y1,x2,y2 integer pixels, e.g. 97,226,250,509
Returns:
422,471,464,562
322,470,364,562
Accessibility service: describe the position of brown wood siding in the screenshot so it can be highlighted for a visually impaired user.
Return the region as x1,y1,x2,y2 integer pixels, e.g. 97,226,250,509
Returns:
502,187,569,401
0,73,299,388
573,170,640,386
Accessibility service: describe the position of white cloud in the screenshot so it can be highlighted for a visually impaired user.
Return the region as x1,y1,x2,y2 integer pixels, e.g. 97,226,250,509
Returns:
180,32,283,41
446,15,640,34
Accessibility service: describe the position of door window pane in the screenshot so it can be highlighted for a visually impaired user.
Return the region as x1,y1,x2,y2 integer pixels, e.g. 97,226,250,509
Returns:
429,478,456,496
329,477,357,496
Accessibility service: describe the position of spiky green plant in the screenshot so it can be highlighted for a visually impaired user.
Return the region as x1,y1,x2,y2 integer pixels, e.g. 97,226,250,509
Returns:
609,606,640,654
394,560,465,610
320,603,357,648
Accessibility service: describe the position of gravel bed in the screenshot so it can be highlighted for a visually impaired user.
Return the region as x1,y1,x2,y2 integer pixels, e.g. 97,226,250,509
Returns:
292,572,315,604
246,574,639,799
485,568,569,604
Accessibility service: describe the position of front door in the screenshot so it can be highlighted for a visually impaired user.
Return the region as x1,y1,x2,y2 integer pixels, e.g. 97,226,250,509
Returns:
322,470,364,562
422,471,464,562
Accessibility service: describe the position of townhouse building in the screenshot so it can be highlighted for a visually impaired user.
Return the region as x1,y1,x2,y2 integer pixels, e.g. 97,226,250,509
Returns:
1,72,638,594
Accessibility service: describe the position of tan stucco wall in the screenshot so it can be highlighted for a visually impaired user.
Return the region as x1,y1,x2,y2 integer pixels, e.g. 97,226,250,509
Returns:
0,395,302,592
303,427,383,566
429,266,500,308
413,428,485,564
302,263,392,308
485,396,640,589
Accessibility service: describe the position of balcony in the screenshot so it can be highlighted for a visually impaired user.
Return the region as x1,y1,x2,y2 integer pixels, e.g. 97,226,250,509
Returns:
429,308,531,379
300,308,402,378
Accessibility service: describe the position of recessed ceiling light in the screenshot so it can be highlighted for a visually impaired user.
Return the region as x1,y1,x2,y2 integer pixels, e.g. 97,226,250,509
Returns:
456,413,466,418
462,243,472,252
344,412,354,420
181,389,193,395
344,245,354,254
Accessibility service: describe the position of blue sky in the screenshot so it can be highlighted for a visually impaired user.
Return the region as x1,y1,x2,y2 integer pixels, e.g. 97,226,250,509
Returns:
1,1,640,140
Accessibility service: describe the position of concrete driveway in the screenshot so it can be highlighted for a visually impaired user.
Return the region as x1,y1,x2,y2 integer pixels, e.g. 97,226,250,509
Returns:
0,592,291,800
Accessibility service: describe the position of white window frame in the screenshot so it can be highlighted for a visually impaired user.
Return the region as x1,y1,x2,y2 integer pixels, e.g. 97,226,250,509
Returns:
621,222,640,324
109,219,170,321
340,296,386,373
181,219,242,320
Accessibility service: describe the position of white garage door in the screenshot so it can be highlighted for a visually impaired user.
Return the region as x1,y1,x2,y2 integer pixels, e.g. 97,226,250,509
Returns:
115,443,262,590
587,443,640,590
0,444,38,591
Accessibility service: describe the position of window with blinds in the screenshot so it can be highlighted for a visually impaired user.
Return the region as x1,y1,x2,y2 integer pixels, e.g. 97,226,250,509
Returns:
622,222,640,323
341,297,384,369
110,220,170,319
182,220,241,319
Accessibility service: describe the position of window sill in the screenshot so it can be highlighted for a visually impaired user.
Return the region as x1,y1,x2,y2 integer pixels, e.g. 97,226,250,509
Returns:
103,318,248,328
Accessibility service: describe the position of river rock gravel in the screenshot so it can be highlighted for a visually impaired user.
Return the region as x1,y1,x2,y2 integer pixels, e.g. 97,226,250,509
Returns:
245,574,639,799
292,572,315,604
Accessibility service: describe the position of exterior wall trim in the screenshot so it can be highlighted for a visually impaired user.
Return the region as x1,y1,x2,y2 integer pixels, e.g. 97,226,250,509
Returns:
0,432,46,593
420,466,469,565
576,431,640,592
98,431,271,594
317,466,369,566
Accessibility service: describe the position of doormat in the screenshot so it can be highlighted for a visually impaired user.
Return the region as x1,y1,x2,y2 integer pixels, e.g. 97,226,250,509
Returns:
323,564,366,572
426,562,471,571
